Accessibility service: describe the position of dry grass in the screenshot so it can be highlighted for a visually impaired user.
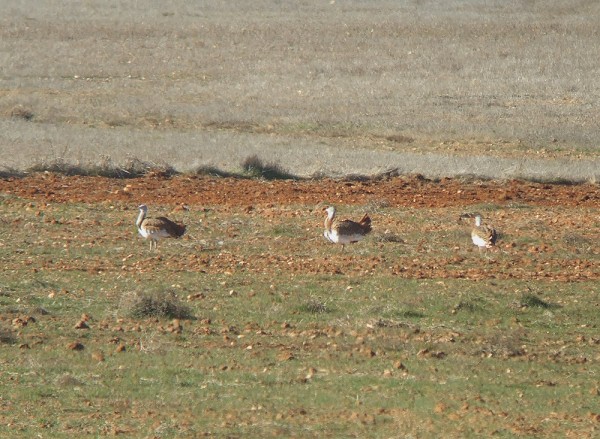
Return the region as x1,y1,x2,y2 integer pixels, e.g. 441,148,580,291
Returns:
26,156,176,179
1,1,599,181
3,153,599,186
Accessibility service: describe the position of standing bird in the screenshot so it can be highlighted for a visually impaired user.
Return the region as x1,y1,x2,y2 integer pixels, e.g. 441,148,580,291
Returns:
136,204,186,251
323,206,372,248
471,214,497,252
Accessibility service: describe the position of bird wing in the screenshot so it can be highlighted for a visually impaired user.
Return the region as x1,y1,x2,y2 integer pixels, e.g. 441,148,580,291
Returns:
472,225,496,246
487,226,497,245
143,217,186,238
335,219,370,236
357,214,372,232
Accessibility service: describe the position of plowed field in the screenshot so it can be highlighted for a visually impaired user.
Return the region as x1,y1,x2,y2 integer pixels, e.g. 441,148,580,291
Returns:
2,172,599,208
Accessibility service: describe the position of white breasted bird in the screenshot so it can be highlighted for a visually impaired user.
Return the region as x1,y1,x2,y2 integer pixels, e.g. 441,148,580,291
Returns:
136,204,186,251
323,206,372,248
471,214,497,252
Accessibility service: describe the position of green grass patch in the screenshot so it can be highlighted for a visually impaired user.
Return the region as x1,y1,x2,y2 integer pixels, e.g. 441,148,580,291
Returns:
0,198,598,437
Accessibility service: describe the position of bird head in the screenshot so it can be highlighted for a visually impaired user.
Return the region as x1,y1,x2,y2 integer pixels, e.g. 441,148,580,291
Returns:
323,206,336,218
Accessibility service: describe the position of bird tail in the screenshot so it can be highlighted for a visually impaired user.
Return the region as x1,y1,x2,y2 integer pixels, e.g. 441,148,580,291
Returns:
359,214,372,233
174,223,186,238
487,228,497,247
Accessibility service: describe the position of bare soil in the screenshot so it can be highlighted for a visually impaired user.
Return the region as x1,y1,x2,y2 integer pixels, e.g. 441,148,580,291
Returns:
1,173,598,283
2,172,597,208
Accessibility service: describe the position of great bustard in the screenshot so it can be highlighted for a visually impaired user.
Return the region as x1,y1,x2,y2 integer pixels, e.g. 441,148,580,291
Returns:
471,214,497,252
136,204,186,251
323,206,372,248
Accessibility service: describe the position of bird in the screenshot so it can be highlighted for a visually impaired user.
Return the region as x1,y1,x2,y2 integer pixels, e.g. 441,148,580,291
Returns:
323,206,372,248
471,214,497,252
136,204,186,251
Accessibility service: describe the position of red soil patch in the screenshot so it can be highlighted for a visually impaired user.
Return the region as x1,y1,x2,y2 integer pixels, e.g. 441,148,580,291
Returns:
1,173,598,208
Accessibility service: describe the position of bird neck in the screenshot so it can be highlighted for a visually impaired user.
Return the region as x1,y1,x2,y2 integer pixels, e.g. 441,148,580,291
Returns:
136,209,146,229
324,210,335,231
475,216,482,227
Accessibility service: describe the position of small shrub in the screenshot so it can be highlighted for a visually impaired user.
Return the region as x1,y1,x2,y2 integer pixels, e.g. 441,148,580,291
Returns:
520,294,554,309
481,333,526,359
9,106,34,121
299,298,329,314
124,290,193,319
375,233,405,243
55,374,85,387
399,309,425,319
241,155,296,180
386,134,414,144
0,328,16,344
27,159,83,176
453,300,478,313
372,319,414,329
0,166,25,179
120,157,177,179
563,233,591,250
194,165,238,178
366,198,391,210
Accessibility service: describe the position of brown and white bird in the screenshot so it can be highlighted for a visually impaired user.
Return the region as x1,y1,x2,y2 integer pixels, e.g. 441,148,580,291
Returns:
136,204,186,251
323,206,372,248
471,214,497,252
